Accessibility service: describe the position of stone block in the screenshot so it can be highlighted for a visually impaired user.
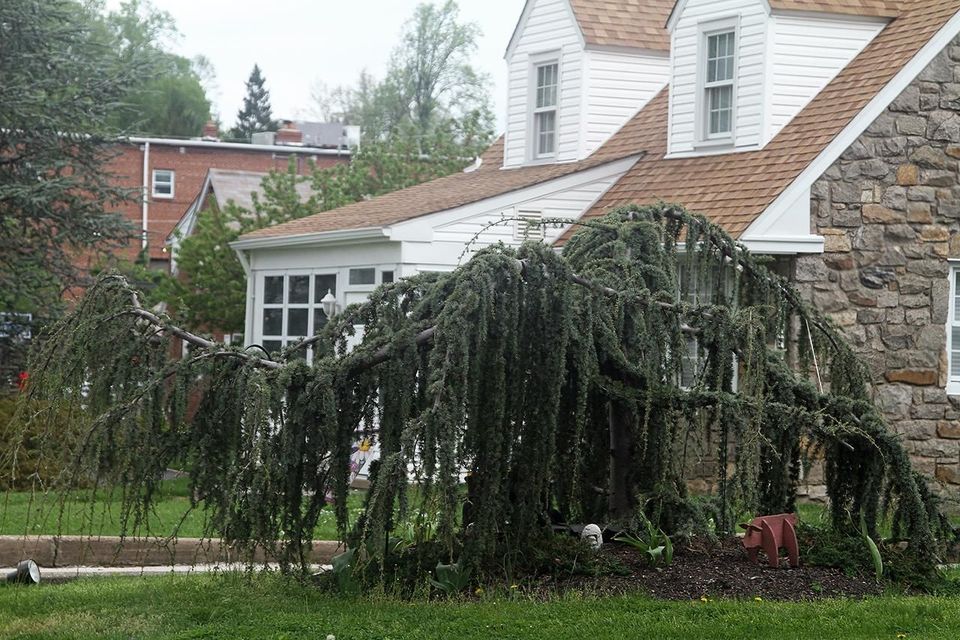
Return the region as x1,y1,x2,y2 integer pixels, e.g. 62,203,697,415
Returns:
906,201,933,223
912,145,952,169
885,224,917,241
847,291,877,307
932,279,951,323
921,225,951,241
862,204,903,223
876,383,915,418
831,182,862,204
881,185,907,209
932,113,960,142
858,308,885,324
897,163,920,185
936,464,960,485
906,259,948,278
890,84,921,112
905,309,930,327
907,186,937,202
919,53,954,82
829,309,858,327
938,420,960,439
925,388,951,404
824,255,855,271
886,369,939,386
921,169,957,187
822,228,851,252
794,257,828,283
894,419,938,440
877,291,901,308
897,116,927,137
898,273,931,295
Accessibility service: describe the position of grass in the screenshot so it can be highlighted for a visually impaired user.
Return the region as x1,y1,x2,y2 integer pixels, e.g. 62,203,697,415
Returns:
0,479,365,541
0,573,959,639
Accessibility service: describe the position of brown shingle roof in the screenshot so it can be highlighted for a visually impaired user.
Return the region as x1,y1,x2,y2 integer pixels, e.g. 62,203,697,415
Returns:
239,134,644,241
570,0,959,241
568,0,673,52
768,0,901,18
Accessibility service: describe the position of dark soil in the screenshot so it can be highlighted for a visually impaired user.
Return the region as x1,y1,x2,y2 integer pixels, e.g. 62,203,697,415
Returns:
530,537,883,601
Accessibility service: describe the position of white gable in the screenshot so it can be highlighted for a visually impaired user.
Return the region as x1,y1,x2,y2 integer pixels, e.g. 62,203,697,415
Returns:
668,0,889,157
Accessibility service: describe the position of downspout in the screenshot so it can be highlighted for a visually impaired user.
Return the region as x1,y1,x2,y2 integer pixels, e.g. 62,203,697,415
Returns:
141,141,150,251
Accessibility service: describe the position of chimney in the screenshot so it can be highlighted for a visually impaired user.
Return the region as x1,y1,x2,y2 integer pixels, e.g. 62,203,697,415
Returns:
201,121,220,141
275,120,303,146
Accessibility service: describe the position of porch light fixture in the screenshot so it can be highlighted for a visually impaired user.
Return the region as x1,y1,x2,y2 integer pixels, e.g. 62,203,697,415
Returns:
320,290,338,319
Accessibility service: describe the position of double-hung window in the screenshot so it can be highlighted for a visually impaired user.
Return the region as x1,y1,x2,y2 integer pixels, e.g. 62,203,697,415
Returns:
533,61,559,159
152,169,174,198
947,265,960,394
703,29,736,140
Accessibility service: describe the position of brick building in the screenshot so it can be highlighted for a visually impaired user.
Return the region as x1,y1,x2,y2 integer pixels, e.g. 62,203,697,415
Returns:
100,121,350,270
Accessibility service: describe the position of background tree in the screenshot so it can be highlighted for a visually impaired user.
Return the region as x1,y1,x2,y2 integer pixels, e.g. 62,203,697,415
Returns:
97,0,212,137
314,1,494,158
0,0,142,380
230,65,278,141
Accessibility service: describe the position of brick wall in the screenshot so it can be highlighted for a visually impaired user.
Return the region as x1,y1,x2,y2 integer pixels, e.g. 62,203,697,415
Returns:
102,141,348,264
796,37,960,494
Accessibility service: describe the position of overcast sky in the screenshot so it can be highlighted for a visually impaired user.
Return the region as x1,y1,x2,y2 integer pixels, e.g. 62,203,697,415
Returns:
107,0,525,131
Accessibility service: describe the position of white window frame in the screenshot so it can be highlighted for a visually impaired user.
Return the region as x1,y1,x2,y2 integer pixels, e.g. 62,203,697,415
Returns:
255,270,338,362
696,18,739,148
152,169,175,199
529,53,560,162
946,263,960,395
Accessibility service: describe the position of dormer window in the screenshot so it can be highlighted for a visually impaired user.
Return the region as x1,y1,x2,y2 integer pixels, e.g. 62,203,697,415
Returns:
532,60,559,159
697,20,738,146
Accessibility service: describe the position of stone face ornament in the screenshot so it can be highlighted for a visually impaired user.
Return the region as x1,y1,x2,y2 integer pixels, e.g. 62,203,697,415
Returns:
581,523,603,551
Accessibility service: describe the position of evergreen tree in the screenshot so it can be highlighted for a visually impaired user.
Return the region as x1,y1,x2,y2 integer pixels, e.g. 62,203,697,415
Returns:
230,64,277,141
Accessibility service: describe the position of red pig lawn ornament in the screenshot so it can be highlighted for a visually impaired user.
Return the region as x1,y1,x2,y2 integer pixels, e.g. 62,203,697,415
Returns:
740,513,800,569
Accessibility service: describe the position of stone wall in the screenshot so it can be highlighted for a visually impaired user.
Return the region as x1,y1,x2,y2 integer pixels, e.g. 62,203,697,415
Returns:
796,38,960,497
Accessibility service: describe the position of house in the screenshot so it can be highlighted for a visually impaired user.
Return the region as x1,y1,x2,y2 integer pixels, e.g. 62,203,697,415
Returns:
98,121,350,273
231,0,960,489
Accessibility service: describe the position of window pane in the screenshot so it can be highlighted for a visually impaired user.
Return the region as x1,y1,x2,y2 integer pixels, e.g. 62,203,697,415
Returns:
536,63,558,109
537,111,556,156
314,274,337,301
264,276,284,304
707,31,735,83
349,268,376,285
288,308,308,337
263,309,283,336
289,275,310,304
263,340,283,356
382,271,395,284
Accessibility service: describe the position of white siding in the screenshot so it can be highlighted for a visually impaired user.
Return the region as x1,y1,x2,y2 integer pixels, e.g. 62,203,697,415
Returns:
504,0,584,167
431,174,622,247
582,50,671,156
668,0,768,155
766,14,885,143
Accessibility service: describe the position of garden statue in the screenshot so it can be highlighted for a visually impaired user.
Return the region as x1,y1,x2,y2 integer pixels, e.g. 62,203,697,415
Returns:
581,524,603,551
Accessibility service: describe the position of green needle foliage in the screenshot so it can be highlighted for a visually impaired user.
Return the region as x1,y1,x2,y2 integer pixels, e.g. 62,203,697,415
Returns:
5,203,955,583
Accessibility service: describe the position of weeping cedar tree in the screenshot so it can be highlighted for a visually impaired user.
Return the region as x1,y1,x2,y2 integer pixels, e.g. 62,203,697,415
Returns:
8,204,956,580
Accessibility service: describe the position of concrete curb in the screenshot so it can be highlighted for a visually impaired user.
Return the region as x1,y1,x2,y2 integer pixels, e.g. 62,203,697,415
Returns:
0,535,342,568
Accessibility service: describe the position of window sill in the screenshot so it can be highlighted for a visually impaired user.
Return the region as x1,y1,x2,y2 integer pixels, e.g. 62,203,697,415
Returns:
694,137,735,151
152,193,175,200
946,381,960,397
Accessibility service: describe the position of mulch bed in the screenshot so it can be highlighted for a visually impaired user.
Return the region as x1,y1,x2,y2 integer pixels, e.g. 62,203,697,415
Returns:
529,537,882,601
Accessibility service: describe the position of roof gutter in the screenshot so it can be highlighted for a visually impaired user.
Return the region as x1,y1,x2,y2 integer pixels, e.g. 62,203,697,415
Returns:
229,227,389,251
124,136,351,157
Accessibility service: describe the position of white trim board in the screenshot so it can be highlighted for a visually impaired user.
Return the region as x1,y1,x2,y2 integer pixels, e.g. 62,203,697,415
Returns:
742,6,960,249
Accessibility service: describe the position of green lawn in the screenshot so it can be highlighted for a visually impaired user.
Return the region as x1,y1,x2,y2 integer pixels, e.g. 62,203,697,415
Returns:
0,480,364,541
0,574,959,639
